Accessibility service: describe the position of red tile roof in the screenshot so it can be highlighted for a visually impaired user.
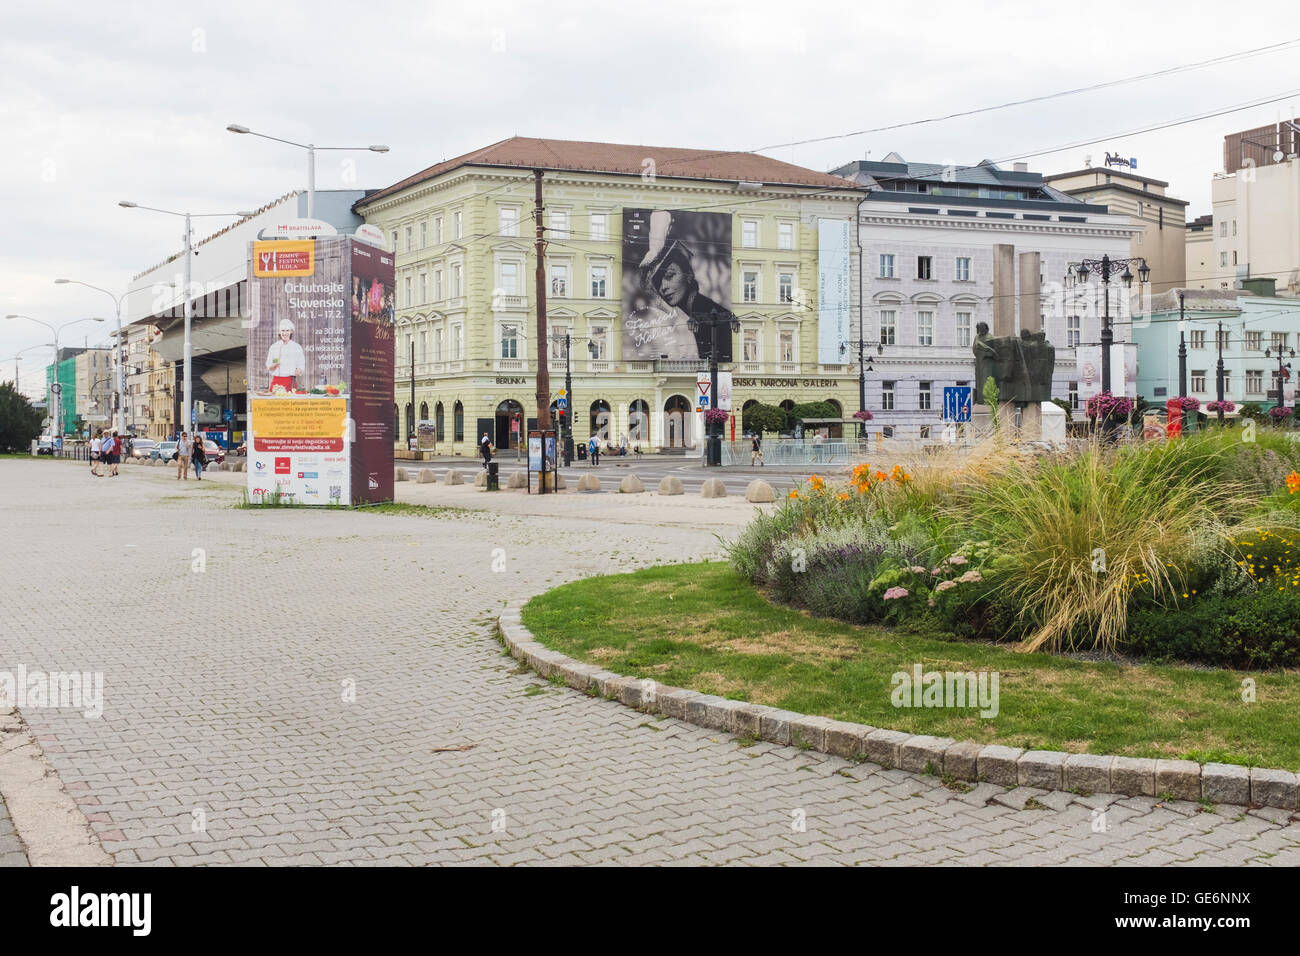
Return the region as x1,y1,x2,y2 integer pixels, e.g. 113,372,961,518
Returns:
357,136,860,207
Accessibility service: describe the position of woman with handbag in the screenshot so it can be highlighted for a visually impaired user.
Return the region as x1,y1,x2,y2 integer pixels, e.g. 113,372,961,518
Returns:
192,436,207,480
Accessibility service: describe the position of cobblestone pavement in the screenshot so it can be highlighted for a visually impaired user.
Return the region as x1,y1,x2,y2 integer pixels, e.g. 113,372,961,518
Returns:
3,459,1299,866
0,792,28,866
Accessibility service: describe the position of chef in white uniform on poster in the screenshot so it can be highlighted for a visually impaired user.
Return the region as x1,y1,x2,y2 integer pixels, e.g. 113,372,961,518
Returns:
266,318,306,393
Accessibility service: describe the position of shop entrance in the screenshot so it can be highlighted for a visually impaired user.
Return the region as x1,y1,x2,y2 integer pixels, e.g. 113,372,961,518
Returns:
495,399,524,449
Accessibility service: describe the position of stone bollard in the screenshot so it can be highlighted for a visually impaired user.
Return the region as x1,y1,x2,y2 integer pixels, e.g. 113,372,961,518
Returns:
395,467,409,482
443,469,464,485
618,474,645,494
700,477,728,498
507,471,528,489
576,473,601,492
745,479,775,503
417,468,435,483
551,473,565,491
657,475,684,496
474,471,488,487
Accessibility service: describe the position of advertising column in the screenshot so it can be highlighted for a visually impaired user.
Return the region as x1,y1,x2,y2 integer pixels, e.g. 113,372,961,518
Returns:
348,238,396,503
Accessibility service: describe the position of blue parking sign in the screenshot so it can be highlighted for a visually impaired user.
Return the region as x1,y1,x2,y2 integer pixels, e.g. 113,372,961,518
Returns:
943,386,972,422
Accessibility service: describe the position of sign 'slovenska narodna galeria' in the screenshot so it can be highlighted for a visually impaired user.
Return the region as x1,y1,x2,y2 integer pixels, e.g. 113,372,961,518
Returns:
246,233,395,506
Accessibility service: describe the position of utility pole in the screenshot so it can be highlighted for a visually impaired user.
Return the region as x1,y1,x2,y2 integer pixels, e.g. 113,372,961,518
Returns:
1215,319,1226,425
409,339,416,447
534,169,550,433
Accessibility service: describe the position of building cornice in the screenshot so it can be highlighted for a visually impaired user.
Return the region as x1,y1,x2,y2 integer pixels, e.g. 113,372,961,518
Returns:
859,212,1140,239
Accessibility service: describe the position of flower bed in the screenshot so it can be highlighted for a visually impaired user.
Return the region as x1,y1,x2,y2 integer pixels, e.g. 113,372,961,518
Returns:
727,430,1300,666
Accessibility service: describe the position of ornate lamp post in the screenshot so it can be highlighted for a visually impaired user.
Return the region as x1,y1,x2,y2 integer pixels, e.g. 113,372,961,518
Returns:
1065,255,1151,395
687,307,740,466
1264,343,1296,423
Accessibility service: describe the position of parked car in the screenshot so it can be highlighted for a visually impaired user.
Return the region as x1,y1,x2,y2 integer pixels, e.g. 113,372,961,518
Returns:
200,439,225,465
36,437,55,455
152,441,178,461
130,439,157,460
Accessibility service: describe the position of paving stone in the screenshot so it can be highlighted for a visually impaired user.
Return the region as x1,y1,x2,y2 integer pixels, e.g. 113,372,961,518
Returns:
943,741,982,780
1018,751,1068,790
1111,757,1157,797
1250,768,1299,810
977,745,1023,786
1155,759,1202,802
1201,764,1250,806
824,722,871,760
864,729,911,769
901,736,955,775
1064,754,1113,795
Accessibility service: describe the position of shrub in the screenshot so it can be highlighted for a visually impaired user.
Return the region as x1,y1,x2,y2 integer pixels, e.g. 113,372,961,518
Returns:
1125,590,1300,668
742,402,790,435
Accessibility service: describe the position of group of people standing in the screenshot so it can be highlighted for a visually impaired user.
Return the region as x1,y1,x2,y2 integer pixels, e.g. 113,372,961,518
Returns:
89,430,122,477
175,431,208,480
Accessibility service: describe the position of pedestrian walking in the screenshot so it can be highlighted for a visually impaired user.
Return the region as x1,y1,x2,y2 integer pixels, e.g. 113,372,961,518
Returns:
90,430,103,477
751,432,763,467
588,435,599,466
192,436,207,480
176,431,192,480
479,432,493,470
105,431,121,476
619,434,628,457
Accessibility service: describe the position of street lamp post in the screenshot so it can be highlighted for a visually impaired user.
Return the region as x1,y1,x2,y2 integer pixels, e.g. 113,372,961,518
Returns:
687,307,740,467
1215,320,1227,425
227,125,389,219
1177,292,1188,400
1065,255,1151,396
119,202,253,444
5,343,54,388
1264,344,1296,421
6,315,104,440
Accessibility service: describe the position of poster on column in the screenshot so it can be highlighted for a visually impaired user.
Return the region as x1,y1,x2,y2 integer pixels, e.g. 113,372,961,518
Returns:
246,235,395,506
817,219,851,365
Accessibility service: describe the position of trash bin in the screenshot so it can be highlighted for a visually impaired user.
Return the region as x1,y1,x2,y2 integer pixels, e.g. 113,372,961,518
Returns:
576,443,587,461
486,461,500,491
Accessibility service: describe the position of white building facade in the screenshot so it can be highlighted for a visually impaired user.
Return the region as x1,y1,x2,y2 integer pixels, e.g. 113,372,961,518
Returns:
835,155,1139,436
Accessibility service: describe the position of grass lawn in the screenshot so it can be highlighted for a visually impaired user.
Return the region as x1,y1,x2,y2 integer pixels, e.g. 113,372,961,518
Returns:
522,561,1300,770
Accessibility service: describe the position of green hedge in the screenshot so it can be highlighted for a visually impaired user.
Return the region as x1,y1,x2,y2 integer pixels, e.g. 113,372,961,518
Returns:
1124,590,1300,669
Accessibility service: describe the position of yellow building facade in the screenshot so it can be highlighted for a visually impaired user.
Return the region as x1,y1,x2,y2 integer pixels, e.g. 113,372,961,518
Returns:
355,137,864,455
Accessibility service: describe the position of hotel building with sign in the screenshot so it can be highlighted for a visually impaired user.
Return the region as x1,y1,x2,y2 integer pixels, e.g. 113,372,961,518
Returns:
353,137,864,454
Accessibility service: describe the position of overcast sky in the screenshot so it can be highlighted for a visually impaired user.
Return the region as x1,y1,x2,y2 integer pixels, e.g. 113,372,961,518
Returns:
5,0,1299,393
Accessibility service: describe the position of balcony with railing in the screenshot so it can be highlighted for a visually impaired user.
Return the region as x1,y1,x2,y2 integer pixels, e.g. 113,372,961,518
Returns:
654,359,708,374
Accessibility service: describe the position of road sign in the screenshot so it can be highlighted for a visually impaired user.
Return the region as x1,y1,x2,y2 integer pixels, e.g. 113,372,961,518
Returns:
556,396,568,410
223,408,233,423
696,376,711,411
943,386,972,422
191,407,197,425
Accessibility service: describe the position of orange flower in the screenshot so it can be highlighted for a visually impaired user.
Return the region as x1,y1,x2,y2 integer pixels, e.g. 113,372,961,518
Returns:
875,470,888,482
1287,471,1300,495
787,490,799,499
837,492,849,501
809,475,826,492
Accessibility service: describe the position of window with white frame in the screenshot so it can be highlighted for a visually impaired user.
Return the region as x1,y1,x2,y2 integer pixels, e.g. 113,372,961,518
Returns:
499,207,519,237
879,254,895,278
402,331,412,360
589,212,608,241
1245,330,1262,351
433,328,443,362
1219,221,1228,237
881,380,895,411
742,220,758,248
1247,370,1263,394
418,273,427,303
1217,329,1230,351
1068,381,1079,409
453,211,462,239
743,270,759,303
549,209,569,240
779,329,794,363
590,264,608,298
743,328,759,362
405,226,413,252
918,381,932,410
1220,252,1228,267
778,271,794,303
1067,314,1081,347
404,276,412,307
589,325,608,359
879,309,897,345
390,230,398,251
1190,329,1206,349
1191,369,1206,392
418,330,427,362
434,216,443,244
955,257,971,281
1222,370,1232,392
917,256,933,280
550,263,568,297
1272,332,1289,350
778,221,794,250
917,311,934,346
451,324,463,360
499,262,520,296
434,268,443,300
419,221,427,248
956,310,972,347
451,263,462,297
500,324,519,359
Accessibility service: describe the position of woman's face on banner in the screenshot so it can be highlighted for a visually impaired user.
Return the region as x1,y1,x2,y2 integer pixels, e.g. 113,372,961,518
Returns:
657,261,690,307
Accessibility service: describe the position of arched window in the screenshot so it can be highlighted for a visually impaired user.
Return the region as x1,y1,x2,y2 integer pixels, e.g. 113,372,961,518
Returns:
419,401,429,421
590,399,610,440
435,401,445,440
393,403,399,441
453,401,464,442
404,403,413,439
628,399,649,441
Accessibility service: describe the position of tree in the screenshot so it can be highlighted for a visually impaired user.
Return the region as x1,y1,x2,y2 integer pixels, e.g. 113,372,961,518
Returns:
789,401,840,423
742,402,789,435
0,382,43,453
